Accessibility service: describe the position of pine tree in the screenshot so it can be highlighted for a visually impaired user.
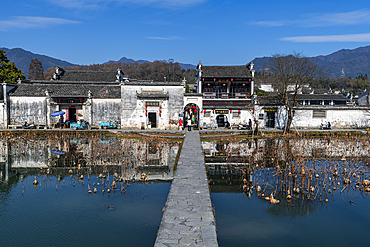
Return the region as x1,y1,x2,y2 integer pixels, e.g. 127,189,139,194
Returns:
28,58,44,80
0,50,25,83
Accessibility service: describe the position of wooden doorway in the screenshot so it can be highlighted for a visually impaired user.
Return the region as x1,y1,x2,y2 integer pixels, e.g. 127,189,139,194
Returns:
148,112,157,128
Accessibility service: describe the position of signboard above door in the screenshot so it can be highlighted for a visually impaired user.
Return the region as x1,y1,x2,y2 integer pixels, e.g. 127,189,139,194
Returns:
215,110,229,114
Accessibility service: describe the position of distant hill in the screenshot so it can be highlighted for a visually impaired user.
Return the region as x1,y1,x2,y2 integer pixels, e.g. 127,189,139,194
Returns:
105,56,150,65
105,56,196,70
253,46,370,78
0,47,76,78
314,46,370,78
5,46,370,79
0,47,197,79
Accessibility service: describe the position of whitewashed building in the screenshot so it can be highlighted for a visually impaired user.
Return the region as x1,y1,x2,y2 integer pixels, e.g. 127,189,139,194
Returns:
195,61,256,129
256,94,370,129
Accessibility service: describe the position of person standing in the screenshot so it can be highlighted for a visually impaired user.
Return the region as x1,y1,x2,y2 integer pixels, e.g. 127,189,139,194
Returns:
248,119,252,130
179,119,183,130
59,115,64,129
187,118,192,131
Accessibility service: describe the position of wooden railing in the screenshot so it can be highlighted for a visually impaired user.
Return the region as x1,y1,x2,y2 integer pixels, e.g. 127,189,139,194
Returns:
203,92,250,99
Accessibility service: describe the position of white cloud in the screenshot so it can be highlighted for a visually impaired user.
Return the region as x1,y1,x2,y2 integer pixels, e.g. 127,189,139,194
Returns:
248,9,370,28
301,9,370,27
247,20,287,27
281,33,370,43
44,0,206,9
0,16,80,31
146,36,182,40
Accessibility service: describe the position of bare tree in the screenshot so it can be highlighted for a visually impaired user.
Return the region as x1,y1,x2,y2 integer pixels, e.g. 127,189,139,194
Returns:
28,58,44,80
269,52,319,133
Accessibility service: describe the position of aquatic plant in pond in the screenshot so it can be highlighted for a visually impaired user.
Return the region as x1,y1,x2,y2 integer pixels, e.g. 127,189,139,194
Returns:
0,132,181,246
203,133,370,247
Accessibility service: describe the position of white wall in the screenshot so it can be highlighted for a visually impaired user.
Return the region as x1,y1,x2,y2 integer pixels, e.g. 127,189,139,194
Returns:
121,85,184,129
272,106,370,129
10,97,47,125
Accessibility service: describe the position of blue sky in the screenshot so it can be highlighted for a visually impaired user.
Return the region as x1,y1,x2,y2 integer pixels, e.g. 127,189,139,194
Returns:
1,0,370,66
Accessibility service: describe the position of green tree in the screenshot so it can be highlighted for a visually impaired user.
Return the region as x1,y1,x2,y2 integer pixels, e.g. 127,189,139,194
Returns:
185,81,190,93
28,58,44,80
0,50,25,83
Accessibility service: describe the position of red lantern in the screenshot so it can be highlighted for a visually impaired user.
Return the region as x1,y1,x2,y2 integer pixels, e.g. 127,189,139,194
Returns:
238,110,240,113
230,110,232,113
195,110,197,113
214,78,216,81
249,79,251,82
231,78,233,82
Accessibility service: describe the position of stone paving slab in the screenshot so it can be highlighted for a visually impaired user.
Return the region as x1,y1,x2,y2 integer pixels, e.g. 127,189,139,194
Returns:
155,130,218,247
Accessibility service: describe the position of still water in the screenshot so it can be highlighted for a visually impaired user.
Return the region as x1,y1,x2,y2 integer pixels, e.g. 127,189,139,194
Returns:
0,132,180,247
203,136,370,247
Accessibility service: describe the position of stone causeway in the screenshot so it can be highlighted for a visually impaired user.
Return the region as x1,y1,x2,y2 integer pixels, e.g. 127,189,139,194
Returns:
155,130,218,246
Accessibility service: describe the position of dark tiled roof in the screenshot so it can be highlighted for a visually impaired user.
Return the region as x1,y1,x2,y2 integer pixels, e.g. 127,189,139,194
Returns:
257,95,284,105
295,94,349,101
137,91,169,98
201,65,252,78
10,83,120,99
313,88,331,94
124,80,183,86
358,90,370,98
57,70,118,82
257,94,350,106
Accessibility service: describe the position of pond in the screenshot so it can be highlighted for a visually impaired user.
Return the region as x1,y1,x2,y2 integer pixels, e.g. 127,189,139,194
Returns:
0,132,181,247
203,134,370,247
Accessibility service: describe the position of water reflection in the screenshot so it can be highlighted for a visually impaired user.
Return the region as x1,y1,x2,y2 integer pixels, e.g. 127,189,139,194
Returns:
0,132,180,246
203,136,370,246
0,132,178,184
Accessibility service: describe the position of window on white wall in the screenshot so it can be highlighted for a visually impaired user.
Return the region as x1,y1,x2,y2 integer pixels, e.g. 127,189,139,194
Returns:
233,112,240,118
313,110,326,118
204,111,211,117
259,113,264,120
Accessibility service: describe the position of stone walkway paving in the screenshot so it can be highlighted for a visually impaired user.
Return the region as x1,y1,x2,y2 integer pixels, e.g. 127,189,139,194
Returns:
155,130,218,247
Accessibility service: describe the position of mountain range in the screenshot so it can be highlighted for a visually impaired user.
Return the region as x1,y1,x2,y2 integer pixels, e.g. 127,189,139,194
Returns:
0,47,76,77
253,46,370,78
0,47,196,78
2,46,370,79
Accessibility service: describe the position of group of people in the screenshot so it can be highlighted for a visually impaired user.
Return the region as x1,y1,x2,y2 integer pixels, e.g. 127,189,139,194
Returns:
321,121,332,130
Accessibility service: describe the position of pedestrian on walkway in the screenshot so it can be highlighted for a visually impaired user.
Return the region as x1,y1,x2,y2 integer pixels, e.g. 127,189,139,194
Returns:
187,118,192,131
